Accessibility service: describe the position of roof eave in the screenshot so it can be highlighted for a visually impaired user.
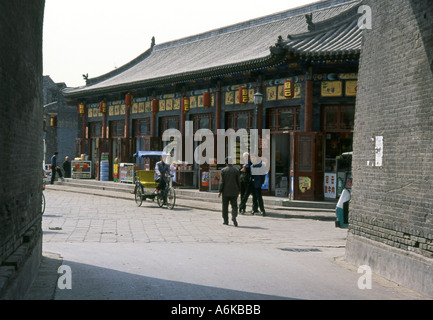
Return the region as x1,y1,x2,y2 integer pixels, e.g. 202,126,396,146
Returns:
63,50,287,100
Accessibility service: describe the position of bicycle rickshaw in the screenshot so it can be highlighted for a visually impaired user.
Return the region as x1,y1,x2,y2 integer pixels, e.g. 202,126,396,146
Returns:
133,151,176,210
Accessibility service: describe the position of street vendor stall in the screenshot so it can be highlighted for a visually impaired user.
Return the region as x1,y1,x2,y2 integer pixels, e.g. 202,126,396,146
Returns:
71,160,92,179
120,163,135,183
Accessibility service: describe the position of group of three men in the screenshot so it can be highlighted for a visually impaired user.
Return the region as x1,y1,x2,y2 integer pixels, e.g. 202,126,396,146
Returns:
218,152,266,227
154,152,267,227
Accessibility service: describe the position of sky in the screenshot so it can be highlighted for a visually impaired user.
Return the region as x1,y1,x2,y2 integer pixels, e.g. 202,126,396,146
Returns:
43,0,319,88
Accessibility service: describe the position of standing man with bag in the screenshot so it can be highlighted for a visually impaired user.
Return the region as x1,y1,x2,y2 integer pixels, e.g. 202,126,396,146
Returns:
218,157,241,227
251,154,266,216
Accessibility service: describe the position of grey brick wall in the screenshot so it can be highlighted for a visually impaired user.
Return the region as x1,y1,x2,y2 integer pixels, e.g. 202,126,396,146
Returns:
0,0,45,299
346,0,433,283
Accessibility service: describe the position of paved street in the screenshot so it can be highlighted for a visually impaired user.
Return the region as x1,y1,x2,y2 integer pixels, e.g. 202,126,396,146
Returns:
26,188,430,301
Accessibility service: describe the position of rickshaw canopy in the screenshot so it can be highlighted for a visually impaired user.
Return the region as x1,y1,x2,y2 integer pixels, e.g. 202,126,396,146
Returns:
133,151,164,159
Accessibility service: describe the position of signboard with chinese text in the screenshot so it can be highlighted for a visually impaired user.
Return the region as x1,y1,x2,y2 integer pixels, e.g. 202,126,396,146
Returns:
71,161,92,179
324,173,337,198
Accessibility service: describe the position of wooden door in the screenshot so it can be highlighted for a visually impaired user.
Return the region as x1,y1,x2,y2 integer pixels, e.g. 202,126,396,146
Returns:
294,133,324,201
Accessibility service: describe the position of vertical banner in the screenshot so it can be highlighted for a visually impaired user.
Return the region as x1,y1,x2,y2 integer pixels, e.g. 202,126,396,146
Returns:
324,173,337,198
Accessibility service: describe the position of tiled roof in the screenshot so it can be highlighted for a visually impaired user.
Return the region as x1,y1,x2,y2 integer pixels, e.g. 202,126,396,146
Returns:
283,4,362,58
64,0,362,98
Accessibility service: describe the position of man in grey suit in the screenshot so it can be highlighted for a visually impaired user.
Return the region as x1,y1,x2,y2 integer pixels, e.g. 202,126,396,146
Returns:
218,157,241,227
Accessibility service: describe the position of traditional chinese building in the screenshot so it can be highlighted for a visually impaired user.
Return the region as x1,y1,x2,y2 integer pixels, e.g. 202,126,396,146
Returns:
63,0,362,201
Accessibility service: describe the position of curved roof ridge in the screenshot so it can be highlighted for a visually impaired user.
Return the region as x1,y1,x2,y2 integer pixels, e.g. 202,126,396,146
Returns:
154,0,361,51
287,3,360,41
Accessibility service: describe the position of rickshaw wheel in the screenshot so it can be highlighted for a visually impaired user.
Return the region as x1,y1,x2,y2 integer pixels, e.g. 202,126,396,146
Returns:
135,188,143,207
166,187,176,210
156,191,164,208
42,193,46,214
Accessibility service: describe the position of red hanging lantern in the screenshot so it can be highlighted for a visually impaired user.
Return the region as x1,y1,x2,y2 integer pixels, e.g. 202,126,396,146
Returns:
99,101,107,113
284,80,295,99
239,87,249,104
203,92,211,108
151,99,159,114
182,97,190,113
78,103,86,115
125,93,133,106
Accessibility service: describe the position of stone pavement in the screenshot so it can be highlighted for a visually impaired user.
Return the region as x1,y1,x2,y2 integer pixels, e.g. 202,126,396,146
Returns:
45,178,338,222
22,181,431,300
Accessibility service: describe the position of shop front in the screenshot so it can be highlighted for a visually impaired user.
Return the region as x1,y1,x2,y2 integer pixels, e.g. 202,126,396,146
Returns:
268,106,300,198
322,104,354,200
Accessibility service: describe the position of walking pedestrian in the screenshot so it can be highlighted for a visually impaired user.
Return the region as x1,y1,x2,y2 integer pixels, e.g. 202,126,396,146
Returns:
218,157,241,227
50,152,64,184
62,156,72,178
239,152,252,214
251,155,266,216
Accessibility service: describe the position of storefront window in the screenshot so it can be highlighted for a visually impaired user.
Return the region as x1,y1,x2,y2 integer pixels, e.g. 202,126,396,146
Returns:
90,122,102,138
167,119,176,130
341,106,355,130
110,121,124,137
192,114,212,133
140,121,149,136
199,118,210,130
160,116,179,133
226,111,252,131
298,135,312,172
323,105,355,131
279,110,294,130
237,114,249,129
324,106,338,130
268,107,300,132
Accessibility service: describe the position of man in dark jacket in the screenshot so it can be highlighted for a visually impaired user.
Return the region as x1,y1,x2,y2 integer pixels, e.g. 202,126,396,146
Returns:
239,152,252,214
218,157,240,226
62,156,72,178
50,152,64,184
154,154,171,192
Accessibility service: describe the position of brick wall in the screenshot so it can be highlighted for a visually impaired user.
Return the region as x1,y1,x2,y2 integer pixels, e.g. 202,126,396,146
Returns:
0,0,45,298
345,0,433,296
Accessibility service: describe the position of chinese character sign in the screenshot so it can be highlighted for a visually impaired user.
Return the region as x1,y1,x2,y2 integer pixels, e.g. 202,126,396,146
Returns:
324,173,337,198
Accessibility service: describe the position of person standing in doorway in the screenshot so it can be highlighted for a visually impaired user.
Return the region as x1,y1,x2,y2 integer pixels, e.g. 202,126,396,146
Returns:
62,156,72,178
50,152,64,184
218,157,241,227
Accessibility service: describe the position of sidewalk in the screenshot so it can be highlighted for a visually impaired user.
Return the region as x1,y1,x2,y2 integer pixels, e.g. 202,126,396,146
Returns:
46,178,338,221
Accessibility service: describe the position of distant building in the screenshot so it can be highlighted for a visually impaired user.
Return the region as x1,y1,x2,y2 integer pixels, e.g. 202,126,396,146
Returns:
43,76,78,171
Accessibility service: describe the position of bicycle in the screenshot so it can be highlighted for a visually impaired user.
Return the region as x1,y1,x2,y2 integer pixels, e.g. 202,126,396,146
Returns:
42,180,46,214
156,176,176,210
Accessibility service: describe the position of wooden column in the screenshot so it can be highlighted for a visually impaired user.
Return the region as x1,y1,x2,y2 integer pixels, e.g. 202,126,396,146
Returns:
181,94,186,162
81,106,87,154
304,80,313,132
125,104,131,160
151,110,156,138
215,88,221,130
214,88,221,161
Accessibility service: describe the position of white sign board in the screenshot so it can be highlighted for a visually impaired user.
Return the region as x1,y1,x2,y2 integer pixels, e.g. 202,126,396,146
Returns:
324,173,337,199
